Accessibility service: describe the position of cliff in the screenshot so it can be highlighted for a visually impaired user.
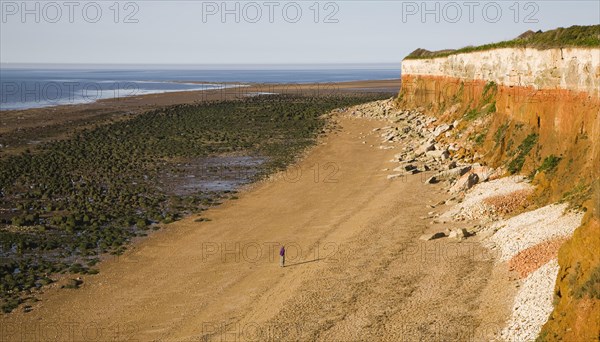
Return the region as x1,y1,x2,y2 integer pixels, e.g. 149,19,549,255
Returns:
398,26,599,341
402,47,599,94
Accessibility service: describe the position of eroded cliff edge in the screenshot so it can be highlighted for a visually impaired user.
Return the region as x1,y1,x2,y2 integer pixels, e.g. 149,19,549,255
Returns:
398,28,599,340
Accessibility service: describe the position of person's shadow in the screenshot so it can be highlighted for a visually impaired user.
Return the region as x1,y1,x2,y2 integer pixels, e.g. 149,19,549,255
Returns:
283,258,322,268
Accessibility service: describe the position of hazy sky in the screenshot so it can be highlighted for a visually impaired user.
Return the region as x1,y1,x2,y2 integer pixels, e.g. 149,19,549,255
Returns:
1,1,598,65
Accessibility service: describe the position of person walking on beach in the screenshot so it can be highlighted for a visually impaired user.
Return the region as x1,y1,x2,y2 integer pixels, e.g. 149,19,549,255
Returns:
280,245,285,267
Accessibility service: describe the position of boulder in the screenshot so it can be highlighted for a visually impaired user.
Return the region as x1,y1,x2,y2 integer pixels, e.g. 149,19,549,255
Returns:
445,198,458,205
450,172,479,193
425,150,443,159
419,232,446,241
415,142,436,156
61,278,83,289
434,124,453,137
425,176,438,184
392,153,408,162
465,172,480,189
426,149,450,161
382,132,397,141
471,164,494,182
448,228,469,240
405,152,417,161
433,165,472,181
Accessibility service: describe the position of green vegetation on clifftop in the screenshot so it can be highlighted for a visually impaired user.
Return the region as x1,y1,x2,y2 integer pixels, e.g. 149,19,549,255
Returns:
405,25,599,59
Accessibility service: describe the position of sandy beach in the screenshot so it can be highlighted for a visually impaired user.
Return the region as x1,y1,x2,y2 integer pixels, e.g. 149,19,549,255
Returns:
0,108,508,341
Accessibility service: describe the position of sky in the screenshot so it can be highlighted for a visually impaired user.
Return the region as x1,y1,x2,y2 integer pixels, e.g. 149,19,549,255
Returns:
1,0,599,66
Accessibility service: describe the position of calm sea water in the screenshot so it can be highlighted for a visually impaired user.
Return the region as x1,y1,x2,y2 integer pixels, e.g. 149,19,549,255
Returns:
0,67,400,110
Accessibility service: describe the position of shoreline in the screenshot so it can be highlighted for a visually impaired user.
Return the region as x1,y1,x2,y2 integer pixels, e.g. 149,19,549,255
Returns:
0,79,401,113
0,79,400,157
0,83,249,112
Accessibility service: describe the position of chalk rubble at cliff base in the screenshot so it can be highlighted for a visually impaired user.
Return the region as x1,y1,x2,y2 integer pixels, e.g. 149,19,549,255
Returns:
342,98,586,342
501,259,560,342
483,203,583,262
440,176,534,223
348,99,478,187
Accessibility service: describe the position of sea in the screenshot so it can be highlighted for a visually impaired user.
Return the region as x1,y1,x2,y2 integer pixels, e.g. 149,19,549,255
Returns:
0,65,400,111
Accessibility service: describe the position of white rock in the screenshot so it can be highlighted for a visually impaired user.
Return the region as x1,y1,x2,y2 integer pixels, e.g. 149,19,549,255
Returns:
433,124,452,137
448,228,468,240
441,176,533,221
484,203,583,261
434,165,471,181
501,260,560,342
450,172,479,193
416,143,436,156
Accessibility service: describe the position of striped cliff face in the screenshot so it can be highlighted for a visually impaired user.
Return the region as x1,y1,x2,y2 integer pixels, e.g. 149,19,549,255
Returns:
399,47,599,209
398,47,600,341
401,47,600,95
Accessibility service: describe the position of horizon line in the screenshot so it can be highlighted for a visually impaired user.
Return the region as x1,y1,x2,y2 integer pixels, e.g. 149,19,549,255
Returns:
1,62,402,70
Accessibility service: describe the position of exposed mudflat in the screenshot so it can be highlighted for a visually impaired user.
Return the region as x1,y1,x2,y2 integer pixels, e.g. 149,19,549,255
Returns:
157,156,267,195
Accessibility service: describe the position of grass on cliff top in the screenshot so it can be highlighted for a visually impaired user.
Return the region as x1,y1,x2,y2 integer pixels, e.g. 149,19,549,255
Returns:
405,25,600,60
